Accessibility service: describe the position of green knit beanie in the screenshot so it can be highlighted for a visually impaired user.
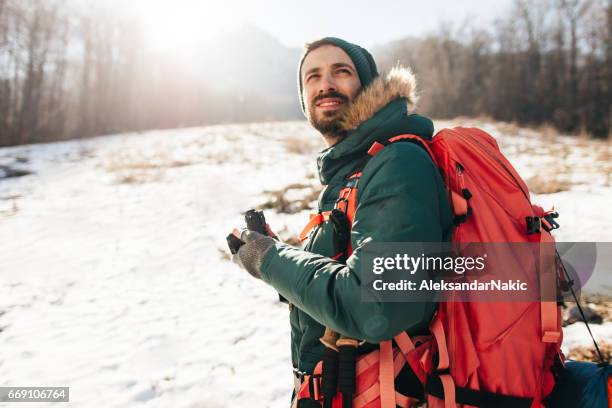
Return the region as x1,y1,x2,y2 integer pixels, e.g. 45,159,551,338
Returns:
297,37,379,114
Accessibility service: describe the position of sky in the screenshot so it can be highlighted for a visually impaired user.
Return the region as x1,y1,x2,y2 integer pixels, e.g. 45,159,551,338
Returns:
111,0,514,53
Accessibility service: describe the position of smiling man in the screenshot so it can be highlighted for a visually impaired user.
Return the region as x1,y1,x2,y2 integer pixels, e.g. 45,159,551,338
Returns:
230,37,453,407
299,40,364,146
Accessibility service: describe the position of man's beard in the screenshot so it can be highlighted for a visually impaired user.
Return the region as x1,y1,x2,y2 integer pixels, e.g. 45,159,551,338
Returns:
307,91,350,138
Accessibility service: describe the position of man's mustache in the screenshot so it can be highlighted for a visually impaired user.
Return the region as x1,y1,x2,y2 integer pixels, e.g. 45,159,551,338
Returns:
312,91,349,106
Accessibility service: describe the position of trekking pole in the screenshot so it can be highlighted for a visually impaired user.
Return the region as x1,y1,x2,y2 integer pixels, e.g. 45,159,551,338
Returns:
320,328,340,408
337,336,359,408
556,250,608,366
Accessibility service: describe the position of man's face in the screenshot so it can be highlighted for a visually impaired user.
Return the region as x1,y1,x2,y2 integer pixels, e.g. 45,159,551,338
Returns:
301,45,362,139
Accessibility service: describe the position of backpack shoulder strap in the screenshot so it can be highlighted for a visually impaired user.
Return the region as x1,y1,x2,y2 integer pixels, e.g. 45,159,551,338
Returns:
344,133,438,222
336,134,438,255
367,134,438,168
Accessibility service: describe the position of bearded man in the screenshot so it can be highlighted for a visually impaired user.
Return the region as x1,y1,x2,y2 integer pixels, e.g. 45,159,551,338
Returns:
230,37,452,407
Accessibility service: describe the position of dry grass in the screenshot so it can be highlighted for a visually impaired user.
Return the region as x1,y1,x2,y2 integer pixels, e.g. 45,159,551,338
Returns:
526,174,572,194
576,125,593,147
537,123,561,143
273,226,302,247
564,297,611,363
107,158,194,172
568,341,612,363
116,170,164,184
283,135,322,155
579,296,612,323
495,121,521,137
446,115,496,129
260,182,322,214
106,151,196,184
595,142,612,162
284,137,311,154
594,141,612,186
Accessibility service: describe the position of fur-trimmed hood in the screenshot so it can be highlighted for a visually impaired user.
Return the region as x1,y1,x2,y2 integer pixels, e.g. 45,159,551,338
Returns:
338,65,419,132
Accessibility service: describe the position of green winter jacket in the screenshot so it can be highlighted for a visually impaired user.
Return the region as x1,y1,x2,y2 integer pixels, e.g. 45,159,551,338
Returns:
259,68,453,380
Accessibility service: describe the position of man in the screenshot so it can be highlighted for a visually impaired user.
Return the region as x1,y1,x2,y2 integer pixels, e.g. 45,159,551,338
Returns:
231,37,453,406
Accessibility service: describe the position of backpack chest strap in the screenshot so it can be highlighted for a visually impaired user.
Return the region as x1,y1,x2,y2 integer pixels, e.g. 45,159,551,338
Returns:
298,211,332,242
297,172,362,244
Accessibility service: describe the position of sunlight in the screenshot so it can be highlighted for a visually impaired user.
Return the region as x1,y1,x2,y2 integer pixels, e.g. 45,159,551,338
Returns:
126,0,234,57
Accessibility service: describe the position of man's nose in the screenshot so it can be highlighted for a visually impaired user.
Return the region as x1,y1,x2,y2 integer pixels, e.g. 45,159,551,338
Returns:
318,73,337,93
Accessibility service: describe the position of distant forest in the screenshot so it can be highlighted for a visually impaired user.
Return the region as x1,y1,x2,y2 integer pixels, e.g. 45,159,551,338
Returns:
376,0,611,139
0,0,610,147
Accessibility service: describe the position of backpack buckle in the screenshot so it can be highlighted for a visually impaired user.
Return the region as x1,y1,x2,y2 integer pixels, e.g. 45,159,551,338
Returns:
526,216,541,235
542,211,560,231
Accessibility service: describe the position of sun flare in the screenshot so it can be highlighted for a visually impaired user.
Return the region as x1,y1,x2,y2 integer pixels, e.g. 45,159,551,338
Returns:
126,0,233,57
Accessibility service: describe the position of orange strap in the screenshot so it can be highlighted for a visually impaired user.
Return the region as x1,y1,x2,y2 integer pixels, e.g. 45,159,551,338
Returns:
356,349,380,376
367,134,438,167
540,231,561,343
353,386,412,408
298,211,331,241
299,171,362,243
430,318,449,371
388,134,439,167
395,392,416,408
439,374,457,408
394,331,415,357
345,184,358,224
541,302,560,343
336,187,350,213
352,382,378,408
336,172,361,222
379,340,396,408
353,349,406,408
368,141,385,156
430,317,456,407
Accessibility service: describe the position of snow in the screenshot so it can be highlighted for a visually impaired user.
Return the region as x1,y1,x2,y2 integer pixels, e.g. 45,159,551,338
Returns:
0,119,610,407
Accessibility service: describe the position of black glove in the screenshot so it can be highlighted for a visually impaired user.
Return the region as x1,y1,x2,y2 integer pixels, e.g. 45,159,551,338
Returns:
232,229,276,279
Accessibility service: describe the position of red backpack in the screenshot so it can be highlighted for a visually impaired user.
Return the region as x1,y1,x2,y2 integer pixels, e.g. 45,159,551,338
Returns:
294,127,563,408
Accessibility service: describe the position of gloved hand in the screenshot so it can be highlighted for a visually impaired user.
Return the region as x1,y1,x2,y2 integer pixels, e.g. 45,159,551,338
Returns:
231,229,276,279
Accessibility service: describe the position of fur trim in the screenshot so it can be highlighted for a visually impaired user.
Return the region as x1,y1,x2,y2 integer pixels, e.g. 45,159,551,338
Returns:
339,65,419,132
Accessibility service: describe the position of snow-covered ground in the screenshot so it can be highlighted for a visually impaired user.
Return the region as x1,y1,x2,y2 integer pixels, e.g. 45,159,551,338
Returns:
0,119,610,408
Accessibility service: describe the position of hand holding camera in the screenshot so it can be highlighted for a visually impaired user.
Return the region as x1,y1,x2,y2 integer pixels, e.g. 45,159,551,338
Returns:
227,209,277,279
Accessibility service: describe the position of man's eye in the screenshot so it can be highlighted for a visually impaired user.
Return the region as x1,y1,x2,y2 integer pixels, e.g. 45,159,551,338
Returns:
306,74,319,82
337,68,351,74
